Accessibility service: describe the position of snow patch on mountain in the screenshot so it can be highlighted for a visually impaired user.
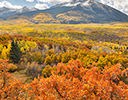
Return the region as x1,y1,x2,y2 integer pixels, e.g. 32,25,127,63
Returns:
61,0,94,7
0,6,38,18
17,6,37,13
62,2,81,7
82,0,91,6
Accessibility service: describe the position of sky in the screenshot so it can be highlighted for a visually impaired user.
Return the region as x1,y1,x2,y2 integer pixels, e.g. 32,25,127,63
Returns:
0,0,128,15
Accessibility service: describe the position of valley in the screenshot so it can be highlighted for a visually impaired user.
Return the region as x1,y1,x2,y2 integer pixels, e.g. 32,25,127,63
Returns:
0,22,128,99
0,0,128,99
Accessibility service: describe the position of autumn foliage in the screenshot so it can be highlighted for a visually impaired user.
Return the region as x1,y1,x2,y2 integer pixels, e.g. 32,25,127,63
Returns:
0,59,128,100
0,20,128,100
0,59,22,99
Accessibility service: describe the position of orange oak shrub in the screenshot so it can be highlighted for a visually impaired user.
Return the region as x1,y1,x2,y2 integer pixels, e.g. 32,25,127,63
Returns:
24,60,128,100
0,59,128,100
0,59,23,99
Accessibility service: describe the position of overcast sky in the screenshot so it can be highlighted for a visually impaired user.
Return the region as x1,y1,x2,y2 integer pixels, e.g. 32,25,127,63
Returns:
0,0,128,15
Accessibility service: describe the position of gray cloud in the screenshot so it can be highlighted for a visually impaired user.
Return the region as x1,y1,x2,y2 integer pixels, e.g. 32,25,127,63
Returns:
99,0,128,15
37,0,72,5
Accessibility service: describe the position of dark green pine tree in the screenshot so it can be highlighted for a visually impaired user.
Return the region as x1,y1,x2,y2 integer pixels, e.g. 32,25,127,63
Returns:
10,40,20,64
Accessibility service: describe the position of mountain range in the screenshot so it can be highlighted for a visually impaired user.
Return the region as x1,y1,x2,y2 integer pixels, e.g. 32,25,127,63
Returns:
0,0,128,24
0,6,37,18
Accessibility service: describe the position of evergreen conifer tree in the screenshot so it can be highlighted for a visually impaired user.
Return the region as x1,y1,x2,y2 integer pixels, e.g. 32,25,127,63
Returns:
10,40,20,63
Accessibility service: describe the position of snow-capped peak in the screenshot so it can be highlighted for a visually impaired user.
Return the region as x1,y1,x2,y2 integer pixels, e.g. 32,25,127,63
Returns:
17,6,37,13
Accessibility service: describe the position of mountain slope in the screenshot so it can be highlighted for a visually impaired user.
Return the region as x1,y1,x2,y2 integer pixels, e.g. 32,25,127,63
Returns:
51,0,128,23
1,0,128,24
0,6,37,18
